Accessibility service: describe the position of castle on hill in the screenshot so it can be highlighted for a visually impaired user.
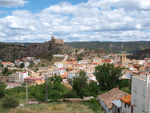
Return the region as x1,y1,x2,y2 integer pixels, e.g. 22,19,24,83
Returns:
51,36,64,44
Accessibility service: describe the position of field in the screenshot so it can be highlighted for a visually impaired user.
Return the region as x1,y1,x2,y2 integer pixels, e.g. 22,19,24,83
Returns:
0,102,105,113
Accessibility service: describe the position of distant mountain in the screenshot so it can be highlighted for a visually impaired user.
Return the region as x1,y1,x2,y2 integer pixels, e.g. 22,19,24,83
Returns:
0,41,75,62
128,48,150,60
66,41,150,53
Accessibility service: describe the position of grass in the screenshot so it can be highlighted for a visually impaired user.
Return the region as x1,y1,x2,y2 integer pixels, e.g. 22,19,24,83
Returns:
1,102,105,113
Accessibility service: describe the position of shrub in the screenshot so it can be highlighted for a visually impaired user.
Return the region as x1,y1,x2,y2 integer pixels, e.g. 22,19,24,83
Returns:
1,95,19,109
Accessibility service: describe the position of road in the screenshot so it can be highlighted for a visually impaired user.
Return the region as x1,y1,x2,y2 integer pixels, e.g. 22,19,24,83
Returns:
24,67,35,74
62,55,68,62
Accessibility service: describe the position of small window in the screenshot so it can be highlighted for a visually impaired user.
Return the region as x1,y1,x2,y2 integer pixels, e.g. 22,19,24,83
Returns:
134,85,137,93
124,103,126,108
143,89,146,97
134,99,137,107
142,104,145,112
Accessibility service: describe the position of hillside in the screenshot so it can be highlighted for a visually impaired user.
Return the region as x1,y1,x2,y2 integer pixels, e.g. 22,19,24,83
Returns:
0,41,75,61
66,41,150,53
0,42,27,62
128,48,150,60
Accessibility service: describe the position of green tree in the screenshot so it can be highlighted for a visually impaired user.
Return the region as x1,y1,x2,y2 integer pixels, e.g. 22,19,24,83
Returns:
35,67,39,72
1,95,19,109
77,57,83,61
20,63,24,68
72,71,88,96
88,81,99,97
94,63,124,91
0,84,5,98
2,67,8,76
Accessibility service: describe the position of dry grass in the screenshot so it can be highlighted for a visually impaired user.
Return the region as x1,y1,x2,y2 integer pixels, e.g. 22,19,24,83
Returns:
8,102,97,113
62,83,72,90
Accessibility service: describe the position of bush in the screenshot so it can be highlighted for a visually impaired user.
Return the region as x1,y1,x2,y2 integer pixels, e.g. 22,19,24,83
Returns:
63,90,78,98
79,89,90,98
1,95,19,109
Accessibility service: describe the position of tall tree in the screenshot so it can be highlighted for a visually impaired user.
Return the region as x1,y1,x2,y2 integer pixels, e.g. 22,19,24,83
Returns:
94,63,124,91
2,67,8,76
72,70,89,97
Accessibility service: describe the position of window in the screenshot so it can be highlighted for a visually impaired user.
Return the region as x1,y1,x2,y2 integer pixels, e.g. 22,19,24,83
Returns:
142,104,145,112
118,108,120,113
134,99,137,107
134,85,137,93
124,103,126,108
143,89,146,97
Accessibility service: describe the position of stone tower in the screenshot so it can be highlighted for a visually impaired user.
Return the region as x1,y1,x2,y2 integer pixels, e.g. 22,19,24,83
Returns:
120,54,126,66
51,36,64,44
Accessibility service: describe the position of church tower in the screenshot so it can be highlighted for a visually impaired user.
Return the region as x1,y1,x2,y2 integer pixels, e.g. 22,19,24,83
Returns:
120,54,126,66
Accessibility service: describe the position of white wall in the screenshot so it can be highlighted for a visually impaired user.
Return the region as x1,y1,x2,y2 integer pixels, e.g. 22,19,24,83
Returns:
121,102,131,113
131,76,147,113
99,99,112,113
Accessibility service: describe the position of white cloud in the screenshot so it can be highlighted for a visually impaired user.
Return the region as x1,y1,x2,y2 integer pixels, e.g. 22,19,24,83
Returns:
0,0,150,42
0,0,29,7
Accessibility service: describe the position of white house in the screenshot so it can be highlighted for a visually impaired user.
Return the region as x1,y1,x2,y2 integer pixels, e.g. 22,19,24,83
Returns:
131,75,150,113
112,100,121,113
98,87,128,113
9,71,28,83
1,62,15,67
24,62,30,67
54,62,63,68
7,83,21,88
68,70,79,81
120,95,132,113
14,60,23,66
59,68,66,75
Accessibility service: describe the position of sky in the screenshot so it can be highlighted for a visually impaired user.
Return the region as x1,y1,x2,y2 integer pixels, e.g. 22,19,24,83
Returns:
0,0,150,42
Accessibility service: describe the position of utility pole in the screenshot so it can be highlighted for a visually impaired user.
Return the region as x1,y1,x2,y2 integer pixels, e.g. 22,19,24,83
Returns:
45,75,48,103
26,81,28,104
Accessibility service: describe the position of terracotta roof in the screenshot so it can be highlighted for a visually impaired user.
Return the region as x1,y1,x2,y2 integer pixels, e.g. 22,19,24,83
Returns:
98,87,128,109
61,75,68,78
120,95,131,106
1,62,6,64
15,60,22,62
1,62,13,65
24,77,43,80
7,83,20,86
140,67,145,70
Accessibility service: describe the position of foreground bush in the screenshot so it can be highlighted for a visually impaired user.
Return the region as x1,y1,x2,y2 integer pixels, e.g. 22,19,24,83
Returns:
1,95,19,109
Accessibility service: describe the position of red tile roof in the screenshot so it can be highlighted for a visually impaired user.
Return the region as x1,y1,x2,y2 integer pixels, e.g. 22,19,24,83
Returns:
24,77,42,80
102,60,111,63
7,83,20,86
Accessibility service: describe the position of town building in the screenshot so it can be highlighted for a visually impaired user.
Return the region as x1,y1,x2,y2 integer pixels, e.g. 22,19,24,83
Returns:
1,62,15,67
120,94,132,113
7,83,21,88
8,71,28,83
98,87,128,113
131,75,150,113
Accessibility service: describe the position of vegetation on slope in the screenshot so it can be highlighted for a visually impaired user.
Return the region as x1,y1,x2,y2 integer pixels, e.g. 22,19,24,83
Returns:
66,41,150,53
